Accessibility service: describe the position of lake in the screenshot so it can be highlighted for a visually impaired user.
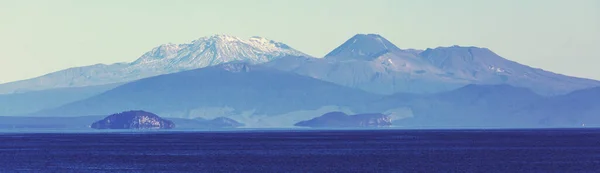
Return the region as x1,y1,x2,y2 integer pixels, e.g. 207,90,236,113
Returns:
1,129,599,172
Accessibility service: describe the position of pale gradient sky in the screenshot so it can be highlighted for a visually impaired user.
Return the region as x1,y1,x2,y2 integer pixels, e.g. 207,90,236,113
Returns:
0,0,599,83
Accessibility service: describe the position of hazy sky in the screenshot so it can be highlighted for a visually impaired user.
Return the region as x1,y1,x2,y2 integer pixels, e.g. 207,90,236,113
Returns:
0,0,599,83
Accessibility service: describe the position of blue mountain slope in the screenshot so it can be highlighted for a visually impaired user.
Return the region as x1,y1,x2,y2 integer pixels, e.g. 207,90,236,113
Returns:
32,63,380,119
371,84,545,128
515,87,600,127
0,83,119,116
420,46,600,95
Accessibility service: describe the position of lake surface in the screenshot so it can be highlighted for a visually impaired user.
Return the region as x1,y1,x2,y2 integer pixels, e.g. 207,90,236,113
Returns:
1,129,599,172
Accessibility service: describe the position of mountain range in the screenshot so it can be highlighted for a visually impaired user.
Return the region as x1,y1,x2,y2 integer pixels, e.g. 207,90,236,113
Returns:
370,84,546,128
2,33,600,128
32,63,379,127
266,34,599,96
514,87,600,127
369,84,600,128
0,35,307,94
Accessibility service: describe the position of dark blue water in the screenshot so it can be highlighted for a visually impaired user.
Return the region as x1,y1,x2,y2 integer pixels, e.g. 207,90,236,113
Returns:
1,129,600,172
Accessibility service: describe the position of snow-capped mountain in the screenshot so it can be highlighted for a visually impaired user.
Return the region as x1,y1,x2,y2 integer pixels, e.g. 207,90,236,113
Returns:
267,34,600,95
0,35,308,94
2,33,598,96
130,35,307,69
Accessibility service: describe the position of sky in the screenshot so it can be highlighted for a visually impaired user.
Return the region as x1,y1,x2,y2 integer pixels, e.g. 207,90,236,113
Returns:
0,0,599,83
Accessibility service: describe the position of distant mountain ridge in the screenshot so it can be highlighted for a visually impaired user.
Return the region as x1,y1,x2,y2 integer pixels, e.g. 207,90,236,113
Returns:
2,33,598,96
0,35,308,94
295,111,392,128
0,83,120,116
365,84,546,128
514,86,600,127
419,46,599,95
24,83,600,128
32,62,380,127
3,33,600,129
366,84,600,128
266,34,465,95
267,34,600,95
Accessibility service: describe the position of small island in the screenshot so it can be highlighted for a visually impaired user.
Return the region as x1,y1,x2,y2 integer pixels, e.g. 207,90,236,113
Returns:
295,112,392,128
91,110,175,129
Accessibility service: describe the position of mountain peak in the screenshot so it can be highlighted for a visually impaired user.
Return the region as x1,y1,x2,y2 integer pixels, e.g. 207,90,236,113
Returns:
189,35,298,52
325,33,401,60
132,43,182,64
132,34,307,67
205,34,244,42
419,46,508,72
191,35,291,48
